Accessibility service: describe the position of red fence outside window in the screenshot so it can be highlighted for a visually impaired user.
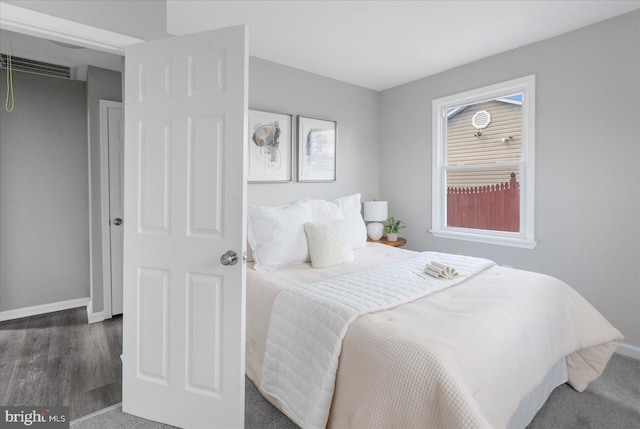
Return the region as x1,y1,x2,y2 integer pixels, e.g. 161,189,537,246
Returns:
447,173,519,232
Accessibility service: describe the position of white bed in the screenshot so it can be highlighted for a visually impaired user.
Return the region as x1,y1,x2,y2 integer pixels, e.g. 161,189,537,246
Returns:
245,195,622,428
246,243,623,429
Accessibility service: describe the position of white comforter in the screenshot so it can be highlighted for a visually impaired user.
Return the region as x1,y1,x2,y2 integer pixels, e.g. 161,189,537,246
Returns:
246,244,623,429
261,252,495,429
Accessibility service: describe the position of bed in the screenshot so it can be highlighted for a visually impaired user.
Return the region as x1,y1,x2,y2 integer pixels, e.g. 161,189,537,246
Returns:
245,195,623,429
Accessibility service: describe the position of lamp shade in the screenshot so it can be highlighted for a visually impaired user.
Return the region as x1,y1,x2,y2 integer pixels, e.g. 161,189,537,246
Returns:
363,201,388,222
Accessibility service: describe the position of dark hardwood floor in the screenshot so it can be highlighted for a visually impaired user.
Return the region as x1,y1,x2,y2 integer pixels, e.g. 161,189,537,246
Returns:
0,307,122,420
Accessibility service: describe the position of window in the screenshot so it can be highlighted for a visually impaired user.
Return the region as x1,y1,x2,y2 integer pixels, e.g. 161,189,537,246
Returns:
431,75,536,248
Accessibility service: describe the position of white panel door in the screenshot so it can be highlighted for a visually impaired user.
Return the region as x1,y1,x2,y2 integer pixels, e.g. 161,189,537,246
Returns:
122,26,248,429
107,105,124,316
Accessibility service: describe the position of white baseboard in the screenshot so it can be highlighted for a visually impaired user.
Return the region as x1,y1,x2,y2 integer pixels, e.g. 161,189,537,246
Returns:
86,300,106,324
616,342,640,360
0,297,89,322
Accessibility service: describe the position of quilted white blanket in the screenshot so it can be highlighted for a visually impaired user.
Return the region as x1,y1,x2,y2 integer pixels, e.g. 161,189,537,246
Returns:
260,251,495,429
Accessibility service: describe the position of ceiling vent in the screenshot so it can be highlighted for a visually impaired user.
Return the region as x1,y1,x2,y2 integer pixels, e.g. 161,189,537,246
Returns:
472,110,492,129
0,53,77,80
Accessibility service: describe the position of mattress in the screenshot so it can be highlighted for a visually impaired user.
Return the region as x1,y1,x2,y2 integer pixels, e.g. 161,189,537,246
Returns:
246,243,621,428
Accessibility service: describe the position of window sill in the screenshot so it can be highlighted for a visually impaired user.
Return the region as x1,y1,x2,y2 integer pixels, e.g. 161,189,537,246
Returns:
430,229,537,249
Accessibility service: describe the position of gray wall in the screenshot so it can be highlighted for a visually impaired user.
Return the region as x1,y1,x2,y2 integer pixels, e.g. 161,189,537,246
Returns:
379,11,640,347
0,70,89,311
86,66,122,313
248,57,380,206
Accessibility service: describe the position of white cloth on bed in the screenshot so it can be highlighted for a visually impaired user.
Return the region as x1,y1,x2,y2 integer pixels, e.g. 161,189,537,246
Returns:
260,251,495,429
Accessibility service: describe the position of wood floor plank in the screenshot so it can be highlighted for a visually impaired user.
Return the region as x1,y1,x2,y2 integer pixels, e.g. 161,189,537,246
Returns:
45,354,75,407
3,315,53,406
0,318,29,403
0,317,29,362
0,364,16,404
0,308,123,419
76,322,118,392
71,382,122,420
3,360,48,406
104,315,123,365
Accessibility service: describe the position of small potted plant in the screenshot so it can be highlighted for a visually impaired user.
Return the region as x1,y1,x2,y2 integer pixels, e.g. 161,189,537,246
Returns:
384,217,405,242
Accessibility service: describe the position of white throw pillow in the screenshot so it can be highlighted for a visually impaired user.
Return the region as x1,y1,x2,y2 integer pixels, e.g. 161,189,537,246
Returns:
248,201,312,272
334,193,367,249
304,220,354,269
305,198,345,223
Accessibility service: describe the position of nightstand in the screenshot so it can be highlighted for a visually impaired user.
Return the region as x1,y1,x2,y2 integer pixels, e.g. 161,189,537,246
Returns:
367,237,407,247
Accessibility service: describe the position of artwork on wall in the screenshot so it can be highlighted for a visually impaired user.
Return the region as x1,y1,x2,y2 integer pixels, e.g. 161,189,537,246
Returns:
248,109,293,183
297,116,337,182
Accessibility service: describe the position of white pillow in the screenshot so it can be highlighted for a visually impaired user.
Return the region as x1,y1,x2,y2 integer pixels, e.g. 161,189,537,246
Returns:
305,198,345,223
334,193,367,249
247,201,312,272
304,220,354,269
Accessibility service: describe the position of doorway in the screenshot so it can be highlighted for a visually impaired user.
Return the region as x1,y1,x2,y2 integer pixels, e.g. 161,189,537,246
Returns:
1,22,128,326
1,0,140,323
0,15,128,420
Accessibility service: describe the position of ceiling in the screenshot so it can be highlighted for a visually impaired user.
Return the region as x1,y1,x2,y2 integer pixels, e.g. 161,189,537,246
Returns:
167,0,640,91
1,1,637,89
0,29,123,81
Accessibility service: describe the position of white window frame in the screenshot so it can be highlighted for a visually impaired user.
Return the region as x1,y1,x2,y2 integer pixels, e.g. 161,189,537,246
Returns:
431,75,537,249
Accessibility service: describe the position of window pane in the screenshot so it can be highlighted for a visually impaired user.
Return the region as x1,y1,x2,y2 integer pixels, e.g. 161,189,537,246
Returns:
446,94,522,166
446,166,520,232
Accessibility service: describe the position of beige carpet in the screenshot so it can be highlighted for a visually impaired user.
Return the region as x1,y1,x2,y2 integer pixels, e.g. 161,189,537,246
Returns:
71,353,639,428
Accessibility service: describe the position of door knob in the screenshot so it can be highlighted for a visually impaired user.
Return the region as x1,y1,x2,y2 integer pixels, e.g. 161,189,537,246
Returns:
220,250,238,266
113,218,123,226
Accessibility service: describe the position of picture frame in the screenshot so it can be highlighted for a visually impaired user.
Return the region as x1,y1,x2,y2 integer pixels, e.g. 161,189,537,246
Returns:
297,116,337,182
248,109,293,183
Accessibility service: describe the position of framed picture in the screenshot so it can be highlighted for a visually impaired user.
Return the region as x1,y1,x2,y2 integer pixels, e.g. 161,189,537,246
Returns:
297,116,337,182
248,110,293,183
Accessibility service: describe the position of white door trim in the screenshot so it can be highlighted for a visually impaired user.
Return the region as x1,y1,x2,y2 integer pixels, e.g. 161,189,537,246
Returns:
0,3,142,54
0,3,142,323
99,100,124,320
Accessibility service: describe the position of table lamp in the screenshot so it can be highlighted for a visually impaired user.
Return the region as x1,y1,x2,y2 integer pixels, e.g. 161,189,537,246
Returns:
363,201,388,240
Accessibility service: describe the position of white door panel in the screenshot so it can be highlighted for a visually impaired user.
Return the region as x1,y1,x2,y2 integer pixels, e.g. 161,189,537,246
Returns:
122,26,248,429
